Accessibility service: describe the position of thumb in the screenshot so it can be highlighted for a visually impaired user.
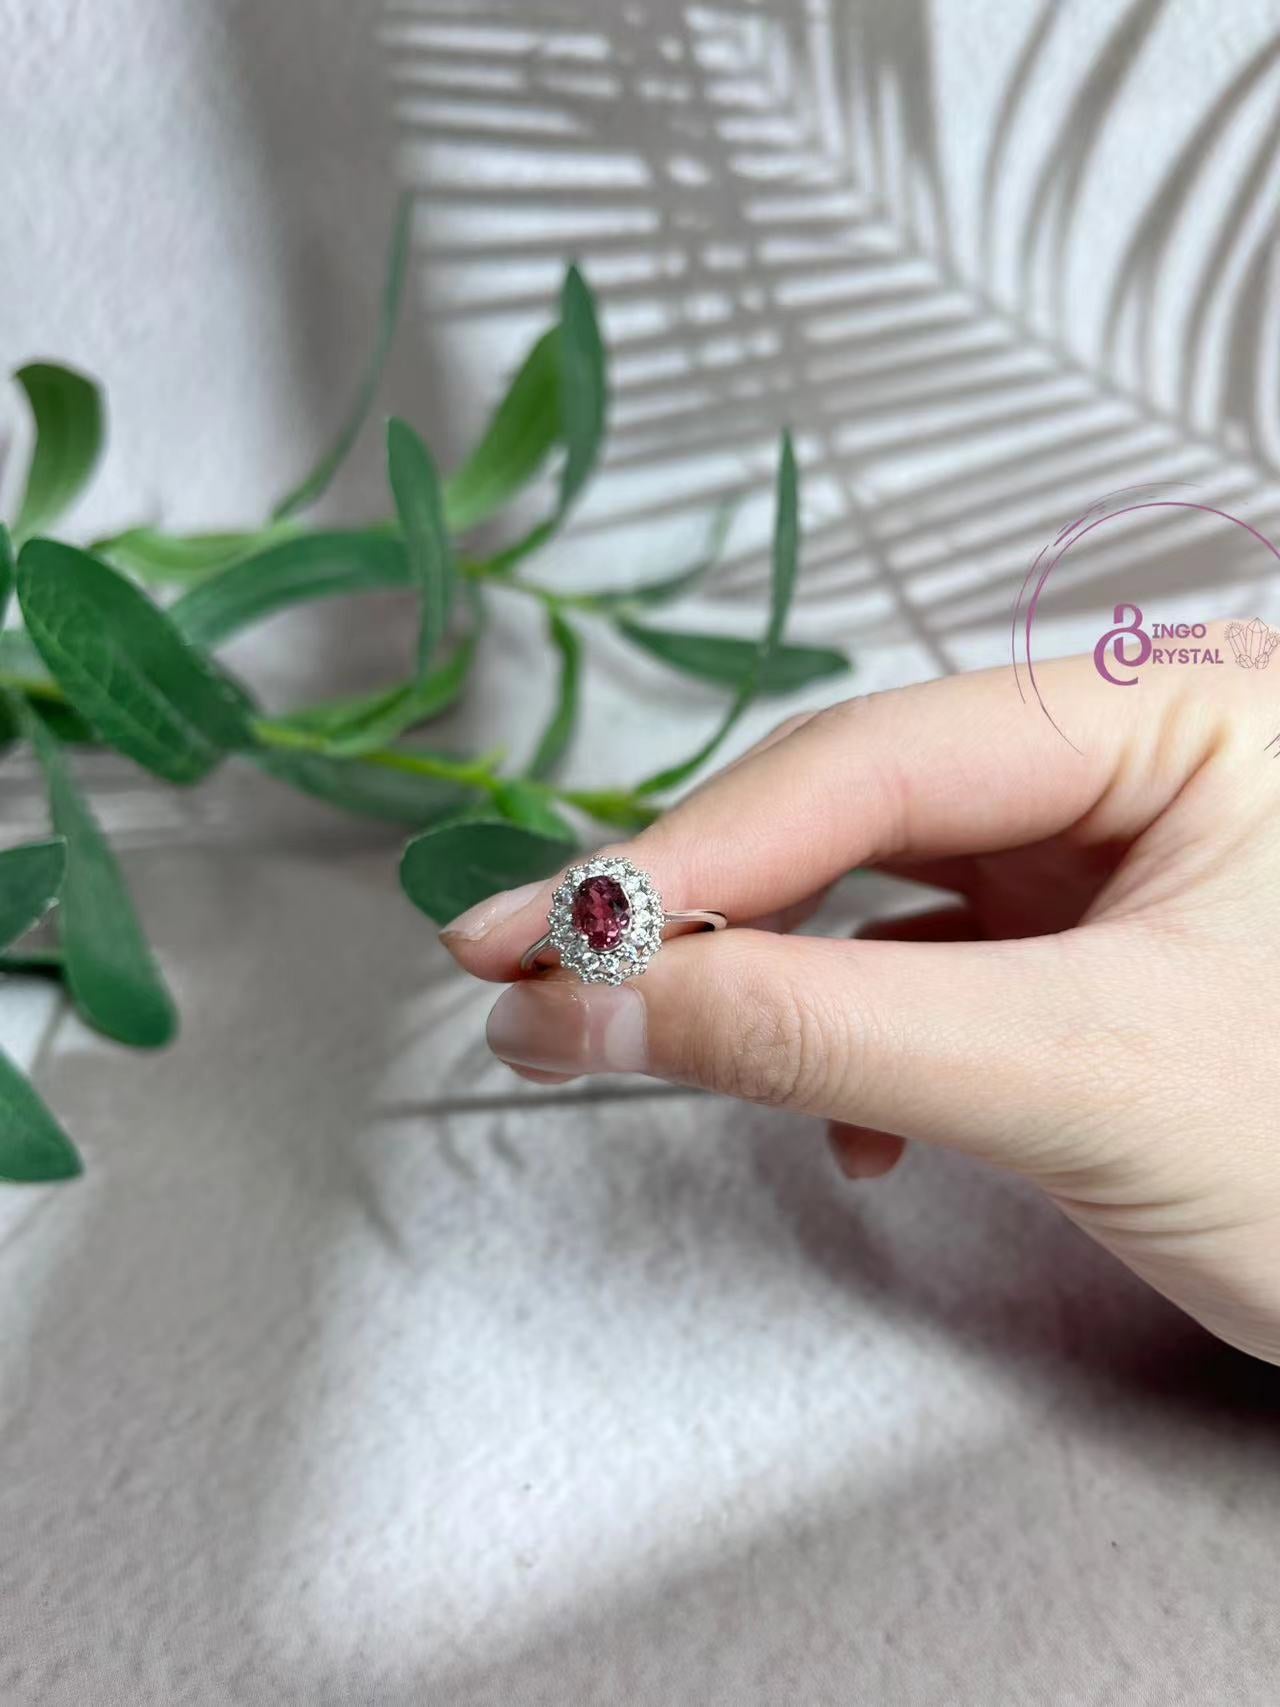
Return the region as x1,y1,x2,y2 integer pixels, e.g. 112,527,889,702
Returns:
485,923,1120,1180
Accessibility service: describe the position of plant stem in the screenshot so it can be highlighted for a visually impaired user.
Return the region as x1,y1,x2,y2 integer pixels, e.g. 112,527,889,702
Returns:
4,649,656,833
462,553,603,611
558,788,658,830
0,672,68,705
0,947,65,981
252,717,504,792
253,717,658,830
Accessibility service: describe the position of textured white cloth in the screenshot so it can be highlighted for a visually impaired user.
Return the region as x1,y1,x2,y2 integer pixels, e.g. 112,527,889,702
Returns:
3,2,1280,1702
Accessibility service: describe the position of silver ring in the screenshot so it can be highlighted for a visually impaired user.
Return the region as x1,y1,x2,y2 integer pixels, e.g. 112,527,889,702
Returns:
519,853,726,985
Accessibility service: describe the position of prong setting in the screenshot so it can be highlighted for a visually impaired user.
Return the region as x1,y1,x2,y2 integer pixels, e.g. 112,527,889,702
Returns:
549,855,666,985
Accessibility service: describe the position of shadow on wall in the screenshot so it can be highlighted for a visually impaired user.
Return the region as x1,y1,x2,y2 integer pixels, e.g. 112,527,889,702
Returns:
220,0,457,516
384,0,1280,667
212,0,464,705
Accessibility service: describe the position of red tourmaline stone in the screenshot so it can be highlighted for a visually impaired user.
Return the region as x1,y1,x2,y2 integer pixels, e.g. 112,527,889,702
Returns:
571,875,631,951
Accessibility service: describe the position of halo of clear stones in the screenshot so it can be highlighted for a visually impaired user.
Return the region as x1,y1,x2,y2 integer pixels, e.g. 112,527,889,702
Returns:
547,855,666,985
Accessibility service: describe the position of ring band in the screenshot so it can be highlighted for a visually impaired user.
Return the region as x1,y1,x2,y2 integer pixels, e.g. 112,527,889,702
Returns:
519,854,726,985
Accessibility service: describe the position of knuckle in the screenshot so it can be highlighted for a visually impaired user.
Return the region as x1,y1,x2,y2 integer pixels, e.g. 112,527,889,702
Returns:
697,957,839,1110
810,694,911,854
803,699,859,746
814,691,873,730
768,711,813,744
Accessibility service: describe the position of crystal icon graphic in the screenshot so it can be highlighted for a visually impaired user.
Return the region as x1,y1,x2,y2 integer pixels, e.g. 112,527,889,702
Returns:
1226,619,1280,669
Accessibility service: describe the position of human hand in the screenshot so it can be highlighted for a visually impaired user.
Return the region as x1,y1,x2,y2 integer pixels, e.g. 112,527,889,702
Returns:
442,644,1280,1365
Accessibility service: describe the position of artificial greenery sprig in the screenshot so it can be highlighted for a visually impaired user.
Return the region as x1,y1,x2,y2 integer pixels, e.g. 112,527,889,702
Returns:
0,198,848,1180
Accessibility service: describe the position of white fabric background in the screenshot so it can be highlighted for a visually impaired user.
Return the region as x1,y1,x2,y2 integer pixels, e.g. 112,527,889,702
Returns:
2,2,1280,1702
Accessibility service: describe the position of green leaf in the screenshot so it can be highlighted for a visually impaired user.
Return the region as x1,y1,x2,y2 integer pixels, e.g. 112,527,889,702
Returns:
587,503,735,611
443,329,561,533
557,265,607,516
266,580,483,755
0,523,13,625
10,363,105,544
17,539,251,784
477,265,607,575
401,818,574,926
0,838,66,951
275,630,477,757
24,705,177,1047
272,193,413,521
527,608,580,779
0,1048,81,1183
95,525,289,586
387,418,455,676
254,747,476,825
638,430,799,797
169,530,410,651
269,685,404,741
490,778,575,840
617,619,848,695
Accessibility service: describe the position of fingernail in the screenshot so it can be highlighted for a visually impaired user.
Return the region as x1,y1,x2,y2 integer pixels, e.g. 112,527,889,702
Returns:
486,981,648,1076
831,1139,880,1180
827,1123,906,1181
440,880,546,945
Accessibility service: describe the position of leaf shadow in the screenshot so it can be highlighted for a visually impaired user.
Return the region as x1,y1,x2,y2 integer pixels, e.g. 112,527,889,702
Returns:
383,0,1280,670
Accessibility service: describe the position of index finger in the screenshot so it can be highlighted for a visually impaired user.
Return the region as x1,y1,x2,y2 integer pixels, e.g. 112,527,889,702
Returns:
441,654,1207,982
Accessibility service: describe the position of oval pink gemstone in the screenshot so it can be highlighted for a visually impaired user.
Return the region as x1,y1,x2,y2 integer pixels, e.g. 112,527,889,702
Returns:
571,875,631,951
